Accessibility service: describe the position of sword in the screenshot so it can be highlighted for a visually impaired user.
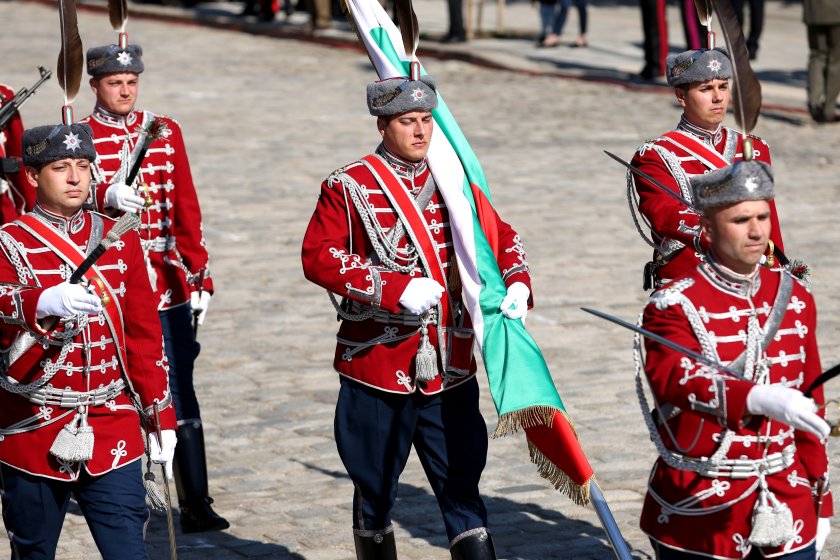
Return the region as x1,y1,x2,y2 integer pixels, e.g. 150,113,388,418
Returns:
815,476,828,518
153,402,178,560
126,118,168,189
580,307,745,379
583,306,840,397
192,268,206,336
814,475,829,559
605,150,790,267
605,150,695,209
804,363,840,398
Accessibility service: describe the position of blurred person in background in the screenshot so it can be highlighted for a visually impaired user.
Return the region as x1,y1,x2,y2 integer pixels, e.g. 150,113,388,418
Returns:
803,0,840,123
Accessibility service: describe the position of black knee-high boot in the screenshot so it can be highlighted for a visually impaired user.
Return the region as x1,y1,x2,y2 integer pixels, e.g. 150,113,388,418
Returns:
173,422,230,533
450,529,497,560
353,527,398,560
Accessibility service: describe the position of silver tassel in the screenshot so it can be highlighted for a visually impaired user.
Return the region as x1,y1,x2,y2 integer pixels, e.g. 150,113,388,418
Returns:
749,476,795,547
74,408,94,462
144,466,167,511
415,315,438,382
50,413,81,462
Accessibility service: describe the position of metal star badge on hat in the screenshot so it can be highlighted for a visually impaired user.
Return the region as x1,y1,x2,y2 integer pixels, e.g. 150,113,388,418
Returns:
116,51,133,66
63,132,81,151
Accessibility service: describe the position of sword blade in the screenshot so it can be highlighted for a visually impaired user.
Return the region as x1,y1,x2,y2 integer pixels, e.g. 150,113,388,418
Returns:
604,150,696,210
804,362,840,398
580,307,744,379
161,465,178,560
605,150,792,268
153,404,178,560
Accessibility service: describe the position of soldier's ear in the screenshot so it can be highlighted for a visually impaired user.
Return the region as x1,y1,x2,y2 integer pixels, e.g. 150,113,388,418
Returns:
24,166,39,189
674,86,687,108
700,215,712,240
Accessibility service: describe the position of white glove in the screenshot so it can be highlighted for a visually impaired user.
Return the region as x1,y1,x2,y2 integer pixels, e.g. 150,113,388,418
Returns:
746,384,830,439
817,517,831,556
190,291,212,326
36,282,102,319
104,182,145,212
499,281,530,320
398,278,444,315
149,429,177,481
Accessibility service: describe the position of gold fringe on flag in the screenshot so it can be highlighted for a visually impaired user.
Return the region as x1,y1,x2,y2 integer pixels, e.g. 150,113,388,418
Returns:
492,406,592,505
491,405,559,438
528,438,592,506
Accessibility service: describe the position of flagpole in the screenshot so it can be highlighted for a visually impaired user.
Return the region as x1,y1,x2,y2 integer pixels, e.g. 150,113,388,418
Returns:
590,482,633,560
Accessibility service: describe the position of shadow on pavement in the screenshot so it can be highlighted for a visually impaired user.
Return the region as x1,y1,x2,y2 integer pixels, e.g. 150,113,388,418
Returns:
756,68,808,90
66,498,306,559
295,460,652,560
146,512,308,559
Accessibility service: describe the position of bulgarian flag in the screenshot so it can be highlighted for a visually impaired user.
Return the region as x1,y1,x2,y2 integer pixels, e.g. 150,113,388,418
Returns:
343,0,595,505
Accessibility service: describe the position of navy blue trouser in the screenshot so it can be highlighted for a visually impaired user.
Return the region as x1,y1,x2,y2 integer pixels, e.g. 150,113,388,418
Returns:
0,461,149,560
334,376,489,542
652,539,817,559
160,304,201,422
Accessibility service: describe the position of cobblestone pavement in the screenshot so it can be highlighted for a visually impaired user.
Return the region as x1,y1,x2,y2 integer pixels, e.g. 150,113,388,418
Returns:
1,0,840,558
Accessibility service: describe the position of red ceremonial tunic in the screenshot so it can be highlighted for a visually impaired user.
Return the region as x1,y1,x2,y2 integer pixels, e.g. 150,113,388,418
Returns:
80,106,212,310
630,117,785,284
0,206,176,481
638,257,832,558
0,84,35,223
302,146,532,395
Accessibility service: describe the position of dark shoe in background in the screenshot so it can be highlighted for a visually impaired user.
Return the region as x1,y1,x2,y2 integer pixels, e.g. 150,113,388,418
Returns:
180,497,231,534
440,32,467,44
637,65,660,81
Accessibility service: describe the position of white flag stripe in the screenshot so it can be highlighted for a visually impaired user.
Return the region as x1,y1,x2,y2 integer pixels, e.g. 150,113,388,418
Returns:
344,0,488,347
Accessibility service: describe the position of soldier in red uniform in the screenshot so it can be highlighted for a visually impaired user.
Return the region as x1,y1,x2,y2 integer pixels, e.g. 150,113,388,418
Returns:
79,42,228,533
0,122,176,559
0,83,36,223
635,157,832,559
301,73,531,560
627,48,785,290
